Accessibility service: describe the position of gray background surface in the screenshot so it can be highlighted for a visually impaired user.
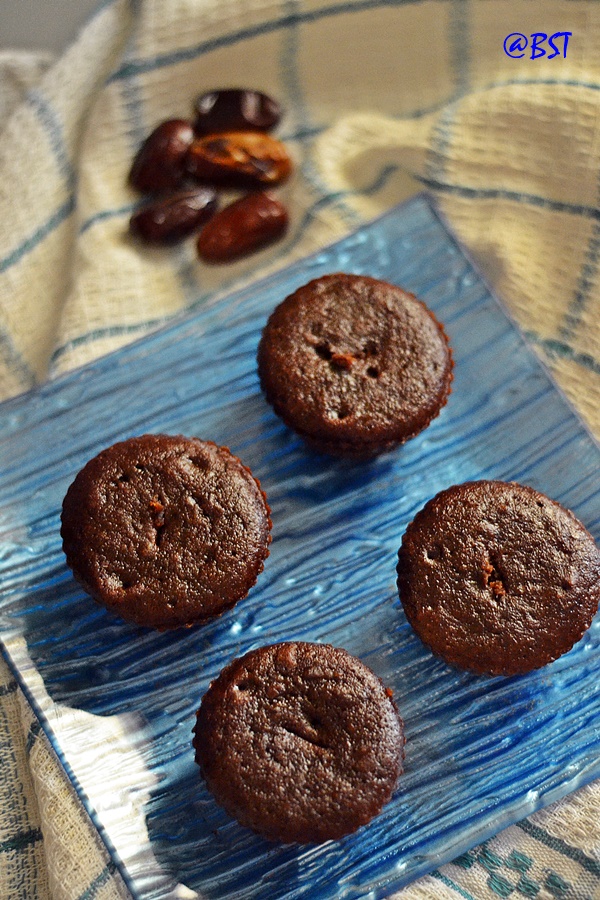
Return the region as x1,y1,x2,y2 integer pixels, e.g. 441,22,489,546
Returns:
1,0,100,52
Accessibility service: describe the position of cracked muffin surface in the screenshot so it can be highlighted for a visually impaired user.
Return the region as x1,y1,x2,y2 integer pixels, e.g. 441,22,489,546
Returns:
60,434,271,629
193,641,404,843
397,480,600,676
257,273,453,457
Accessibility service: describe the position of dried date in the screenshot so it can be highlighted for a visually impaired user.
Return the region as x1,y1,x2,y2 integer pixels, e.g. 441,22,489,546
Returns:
197,192,288,263
129,119,195,193
193,89,281,134
129,187,217,244
186,131,292,188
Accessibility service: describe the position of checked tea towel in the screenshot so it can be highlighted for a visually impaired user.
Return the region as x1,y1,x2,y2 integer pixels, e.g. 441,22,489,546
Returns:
1,0,599,898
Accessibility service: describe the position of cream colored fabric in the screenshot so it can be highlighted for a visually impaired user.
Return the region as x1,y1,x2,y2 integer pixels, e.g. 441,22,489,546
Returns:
1,0,599,898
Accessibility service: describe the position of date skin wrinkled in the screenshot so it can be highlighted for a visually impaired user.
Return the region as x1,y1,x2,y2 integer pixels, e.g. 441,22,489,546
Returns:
129,119,195,193
186,131,292,188
193,89,282,134
197,192,288,263
130,187,217,244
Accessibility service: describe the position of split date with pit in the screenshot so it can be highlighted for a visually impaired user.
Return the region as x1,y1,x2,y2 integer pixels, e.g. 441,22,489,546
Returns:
503,31,571,60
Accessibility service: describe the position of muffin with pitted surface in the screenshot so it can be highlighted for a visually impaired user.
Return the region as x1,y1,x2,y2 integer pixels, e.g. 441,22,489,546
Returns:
397,480,600,676
258,273,453,457
193,641,405,842
61,434,272,629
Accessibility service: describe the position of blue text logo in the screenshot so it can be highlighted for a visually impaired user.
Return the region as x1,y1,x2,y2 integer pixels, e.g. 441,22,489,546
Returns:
503,32,571,59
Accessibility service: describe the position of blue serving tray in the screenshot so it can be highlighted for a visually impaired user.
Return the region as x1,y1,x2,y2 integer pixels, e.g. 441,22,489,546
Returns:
1,194,599,900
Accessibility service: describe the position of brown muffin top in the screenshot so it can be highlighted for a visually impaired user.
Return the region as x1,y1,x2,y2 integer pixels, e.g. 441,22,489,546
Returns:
257,273,453,456
397,480,600,676
193,641,404,843
61,434,271,629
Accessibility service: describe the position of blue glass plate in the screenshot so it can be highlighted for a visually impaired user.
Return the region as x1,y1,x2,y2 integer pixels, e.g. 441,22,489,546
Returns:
1,194,599,900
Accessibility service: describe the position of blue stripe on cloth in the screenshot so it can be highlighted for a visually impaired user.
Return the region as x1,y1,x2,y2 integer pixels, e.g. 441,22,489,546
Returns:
117,0,149,149
50,316,171,365
424,0,470,181
280,0,360,230
517,820,600,877
280,0,313,191
417,175,600,221
119,53,149,150
424,101,459,181
450,0,470,96
484,75,600,95
526,332,600,375
80,203,137,234
26,720,42,755
108,0,437,81
0,91,77,383
559,166,600,342
26,89,77,191
0,195,75,275
0,327,36,388
562,229,600,339
0,828,43,853
76,861,118,900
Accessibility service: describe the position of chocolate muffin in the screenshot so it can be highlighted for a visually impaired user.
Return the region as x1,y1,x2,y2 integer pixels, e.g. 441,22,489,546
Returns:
397,480,600,676
193,641,404,843
61,434,272,629
257,273,453,457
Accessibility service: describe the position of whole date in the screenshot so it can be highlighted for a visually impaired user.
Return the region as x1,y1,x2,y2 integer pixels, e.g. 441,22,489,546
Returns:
197,192,289,263
193,88,281,134
186,131,292,188
129,119,195,194
130,187,218,244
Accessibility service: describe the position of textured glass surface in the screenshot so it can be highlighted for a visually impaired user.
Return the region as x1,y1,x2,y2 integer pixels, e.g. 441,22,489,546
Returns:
0,195,599,900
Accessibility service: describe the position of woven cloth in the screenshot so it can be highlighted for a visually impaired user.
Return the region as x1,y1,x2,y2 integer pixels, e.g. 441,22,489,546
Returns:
1,0,599,897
